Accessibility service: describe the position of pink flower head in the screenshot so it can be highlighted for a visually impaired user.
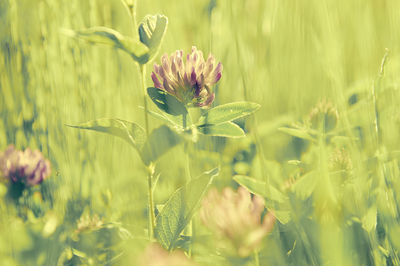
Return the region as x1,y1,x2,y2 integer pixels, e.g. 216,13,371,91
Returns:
139,243,197,266
0,145,51,186
151,46,222,107
200,186,275,257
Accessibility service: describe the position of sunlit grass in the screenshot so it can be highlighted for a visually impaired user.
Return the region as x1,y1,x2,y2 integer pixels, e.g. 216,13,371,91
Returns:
1,0,400,265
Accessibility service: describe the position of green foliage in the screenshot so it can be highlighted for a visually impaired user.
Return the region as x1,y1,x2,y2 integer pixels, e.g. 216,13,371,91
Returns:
155,168,219,250
197,122,245,137
147,87,188,117
138,15,168,63
140,125,183,165
66,118,146,151
278,126,316,142
2,0,400,265
67,119,182,166
233,175,287,203
197,102,260,125
64,27,149,63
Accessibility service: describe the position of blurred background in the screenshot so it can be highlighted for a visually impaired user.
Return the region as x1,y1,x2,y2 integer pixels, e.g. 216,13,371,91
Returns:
2,0,400,265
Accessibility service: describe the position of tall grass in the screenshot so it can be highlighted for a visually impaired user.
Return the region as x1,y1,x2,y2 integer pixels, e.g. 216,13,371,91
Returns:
1,0,400,265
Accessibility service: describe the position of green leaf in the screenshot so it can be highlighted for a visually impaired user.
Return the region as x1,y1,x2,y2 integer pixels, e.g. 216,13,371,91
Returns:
147,87,188,116
197,122,245,138
66,118,146,152
233,175,287,203
139,14,168,63
198,102,260,125
291,171,317,199
362,206,377,233
63,27,149,62
144,108,192,130
278,127,315,142
272,210,291,225
155,168,219,250
140,125,183,165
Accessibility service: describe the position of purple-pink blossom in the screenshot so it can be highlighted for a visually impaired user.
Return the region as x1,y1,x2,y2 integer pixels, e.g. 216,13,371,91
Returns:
0,145,51,186
151,46,222,107
200,186,275,257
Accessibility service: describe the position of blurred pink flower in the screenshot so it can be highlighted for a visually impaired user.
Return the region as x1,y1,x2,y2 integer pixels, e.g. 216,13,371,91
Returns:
200,186,275,257
152,46,222,107
0,145,51,186
139,243,196,266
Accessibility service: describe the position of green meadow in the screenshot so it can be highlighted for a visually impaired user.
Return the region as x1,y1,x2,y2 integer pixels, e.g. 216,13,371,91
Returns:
1,0,400,265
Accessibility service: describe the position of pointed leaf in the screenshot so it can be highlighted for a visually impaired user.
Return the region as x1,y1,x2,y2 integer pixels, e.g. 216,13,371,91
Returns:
66,118,146,152
147,87,188,116
197,122,245,138
139,14,168,63
362,206,377,233
233,175,287,203
273,210,291,225
291,171,318,199
198,102,260,125
144,108,192,130
155,168,219,250
63,27,149,62
140,125,183,165
278,127,315,142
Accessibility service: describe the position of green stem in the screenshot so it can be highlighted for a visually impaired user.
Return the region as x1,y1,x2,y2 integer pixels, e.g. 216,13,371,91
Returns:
254,251,260,266
140,65,150,136
147,164,156,239
139,64,154,239
125,0,156,242
183,110,194,256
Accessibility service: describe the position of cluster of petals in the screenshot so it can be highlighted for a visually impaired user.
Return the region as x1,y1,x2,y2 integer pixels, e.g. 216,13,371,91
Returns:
0,145,51,186
200,186,275,257
151,46,222,107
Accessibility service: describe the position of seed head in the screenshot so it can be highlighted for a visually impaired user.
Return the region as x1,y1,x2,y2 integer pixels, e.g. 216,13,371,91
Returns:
0,145,51,186
309,99,339,133
151,46,222,107
75,214,104,234
330,148,352,172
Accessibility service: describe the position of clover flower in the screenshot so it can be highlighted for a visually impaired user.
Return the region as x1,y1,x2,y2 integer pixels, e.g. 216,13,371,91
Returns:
75,214,104,234
200,186,275,257
330,148,352,172
0,145,51,186
139,243,197,266
151,46,222,107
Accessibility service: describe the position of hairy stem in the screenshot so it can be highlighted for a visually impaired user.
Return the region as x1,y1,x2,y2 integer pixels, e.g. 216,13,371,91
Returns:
147,164,156,239
183,110,194,256
140,65,150,136
139,64,155,239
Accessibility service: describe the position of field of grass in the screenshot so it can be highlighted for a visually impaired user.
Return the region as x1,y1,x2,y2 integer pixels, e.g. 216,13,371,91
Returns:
1,0,400,265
